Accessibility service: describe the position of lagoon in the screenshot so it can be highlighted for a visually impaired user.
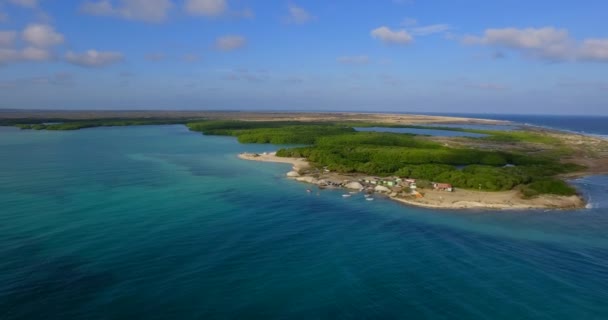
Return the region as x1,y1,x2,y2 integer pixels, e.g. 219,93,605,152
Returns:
355,126,488,138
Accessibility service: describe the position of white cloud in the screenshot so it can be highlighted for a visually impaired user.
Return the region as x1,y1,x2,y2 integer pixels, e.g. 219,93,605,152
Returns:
579,39,608,62
0,31,17,47
0,48,19,63
0,24,63,65
337,55,370,65
215,35,246,51
0,47,52,64
410,24,451,36
81,0,174,22
65,50,124,67
285,3,313,24
371,26,413,45
22,24,64,47
21,46,50,60
462,27,573,60
184,0,226,16
463,27,608,62
80,0,114,15
7,0,38,8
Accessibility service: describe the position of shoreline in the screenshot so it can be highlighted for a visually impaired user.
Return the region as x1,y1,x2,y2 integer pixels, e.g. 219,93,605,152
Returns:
239,152,586,211
238,152,310,172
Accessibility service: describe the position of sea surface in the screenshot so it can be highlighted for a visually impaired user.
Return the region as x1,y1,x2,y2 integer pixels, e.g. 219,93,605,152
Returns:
439,113,608,138
1,122,608,319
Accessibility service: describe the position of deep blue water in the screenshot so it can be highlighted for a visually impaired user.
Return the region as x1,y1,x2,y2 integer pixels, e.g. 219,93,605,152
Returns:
436,114,608,137
1,124,608,319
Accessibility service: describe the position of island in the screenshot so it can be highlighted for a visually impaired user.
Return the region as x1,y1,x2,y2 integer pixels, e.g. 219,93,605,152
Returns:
3,111,608,210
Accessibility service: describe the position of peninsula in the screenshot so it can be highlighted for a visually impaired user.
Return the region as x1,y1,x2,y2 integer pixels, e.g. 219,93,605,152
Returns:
4,111,608,210
238,152,584,210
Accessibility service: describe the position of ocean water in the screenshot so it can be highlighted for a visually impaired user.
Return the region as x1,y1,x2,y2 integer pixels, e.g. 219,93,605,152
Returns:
1,125,608,319
441,114,608,138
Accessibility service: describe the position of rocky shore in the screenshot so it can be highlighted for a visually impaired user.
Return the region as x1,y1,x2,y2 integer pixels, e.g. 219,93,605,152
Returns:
239,152,586,210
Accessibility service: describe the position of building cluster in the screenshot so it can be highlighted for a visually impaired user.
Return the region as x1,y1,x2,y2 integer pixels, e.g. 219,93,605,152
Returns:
317,175,454,196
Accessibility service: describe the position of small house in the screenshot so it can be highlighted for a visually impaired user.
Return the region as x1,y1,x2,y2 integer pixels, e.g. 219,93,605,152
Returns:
433,183,453,192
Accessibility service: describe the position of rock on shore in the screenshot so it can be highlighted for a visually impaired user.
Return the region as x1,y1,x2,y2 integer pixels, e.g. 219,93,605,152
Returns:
345,182,363,190
374,185,391,193
296,176,318,184
286,171,301,177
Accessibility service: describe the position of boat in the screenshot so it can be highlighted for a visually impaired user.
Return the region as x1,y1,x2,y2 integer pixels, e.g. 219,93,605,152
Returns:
342,194,352,198
364,194,371,198
366,198,374,201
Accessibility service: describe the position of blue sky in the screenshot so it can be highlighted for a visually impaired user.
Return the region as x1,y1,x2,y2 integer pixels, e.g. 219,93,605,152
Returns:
0,0,607,114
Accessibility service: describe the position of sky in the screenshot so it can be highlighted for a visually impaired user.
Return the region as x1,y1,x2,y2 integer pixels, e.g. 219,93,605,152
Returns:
0,0,607,115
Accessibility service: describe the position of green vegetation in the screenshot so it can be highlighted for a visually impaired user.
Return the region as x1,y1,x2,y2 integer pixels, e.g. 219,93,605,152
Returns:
332,123,564,145
187,120,354,144
186,120,579,196
5,118,581,197
520,179,578,198
12,118,192,130
276,132,553,172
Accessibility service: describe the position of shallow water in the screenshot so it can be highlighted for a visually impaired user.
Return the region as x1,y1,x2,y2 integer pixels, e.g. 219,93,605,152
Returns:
355,127,488,138
1,125,608,319
424,123,518,131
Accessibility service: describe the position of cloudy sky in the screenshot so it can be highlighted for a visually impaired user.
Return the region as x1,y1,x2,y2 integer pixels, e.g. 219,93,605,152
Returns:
0,0,607,114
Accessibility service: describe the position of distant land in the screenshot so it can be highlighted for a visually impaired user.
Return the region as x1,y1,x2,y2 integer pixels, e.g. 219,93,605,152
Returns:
3,110,607,210
0,109,509,124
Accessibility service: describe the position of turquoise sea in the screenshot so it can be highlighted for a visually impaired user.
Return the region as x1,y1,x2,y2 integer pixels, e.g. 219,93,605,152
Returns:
1,124,608,319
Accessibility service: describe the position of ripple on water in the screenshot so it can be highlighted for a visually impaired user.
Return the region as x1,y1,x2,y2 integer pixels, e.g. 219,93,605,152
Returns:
1,126,608,319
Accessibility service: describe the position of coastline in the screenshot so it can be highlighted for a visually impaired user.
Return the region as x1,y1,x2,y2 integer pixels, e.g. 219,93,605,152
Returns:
239,152,586,211
238,152,310,172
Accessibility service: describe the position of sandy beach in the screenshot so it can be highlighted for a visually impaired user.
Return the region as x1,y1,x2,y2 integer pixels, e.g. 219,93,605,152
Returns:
238,152,310,172
389,189,584,210
239,151,586,210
